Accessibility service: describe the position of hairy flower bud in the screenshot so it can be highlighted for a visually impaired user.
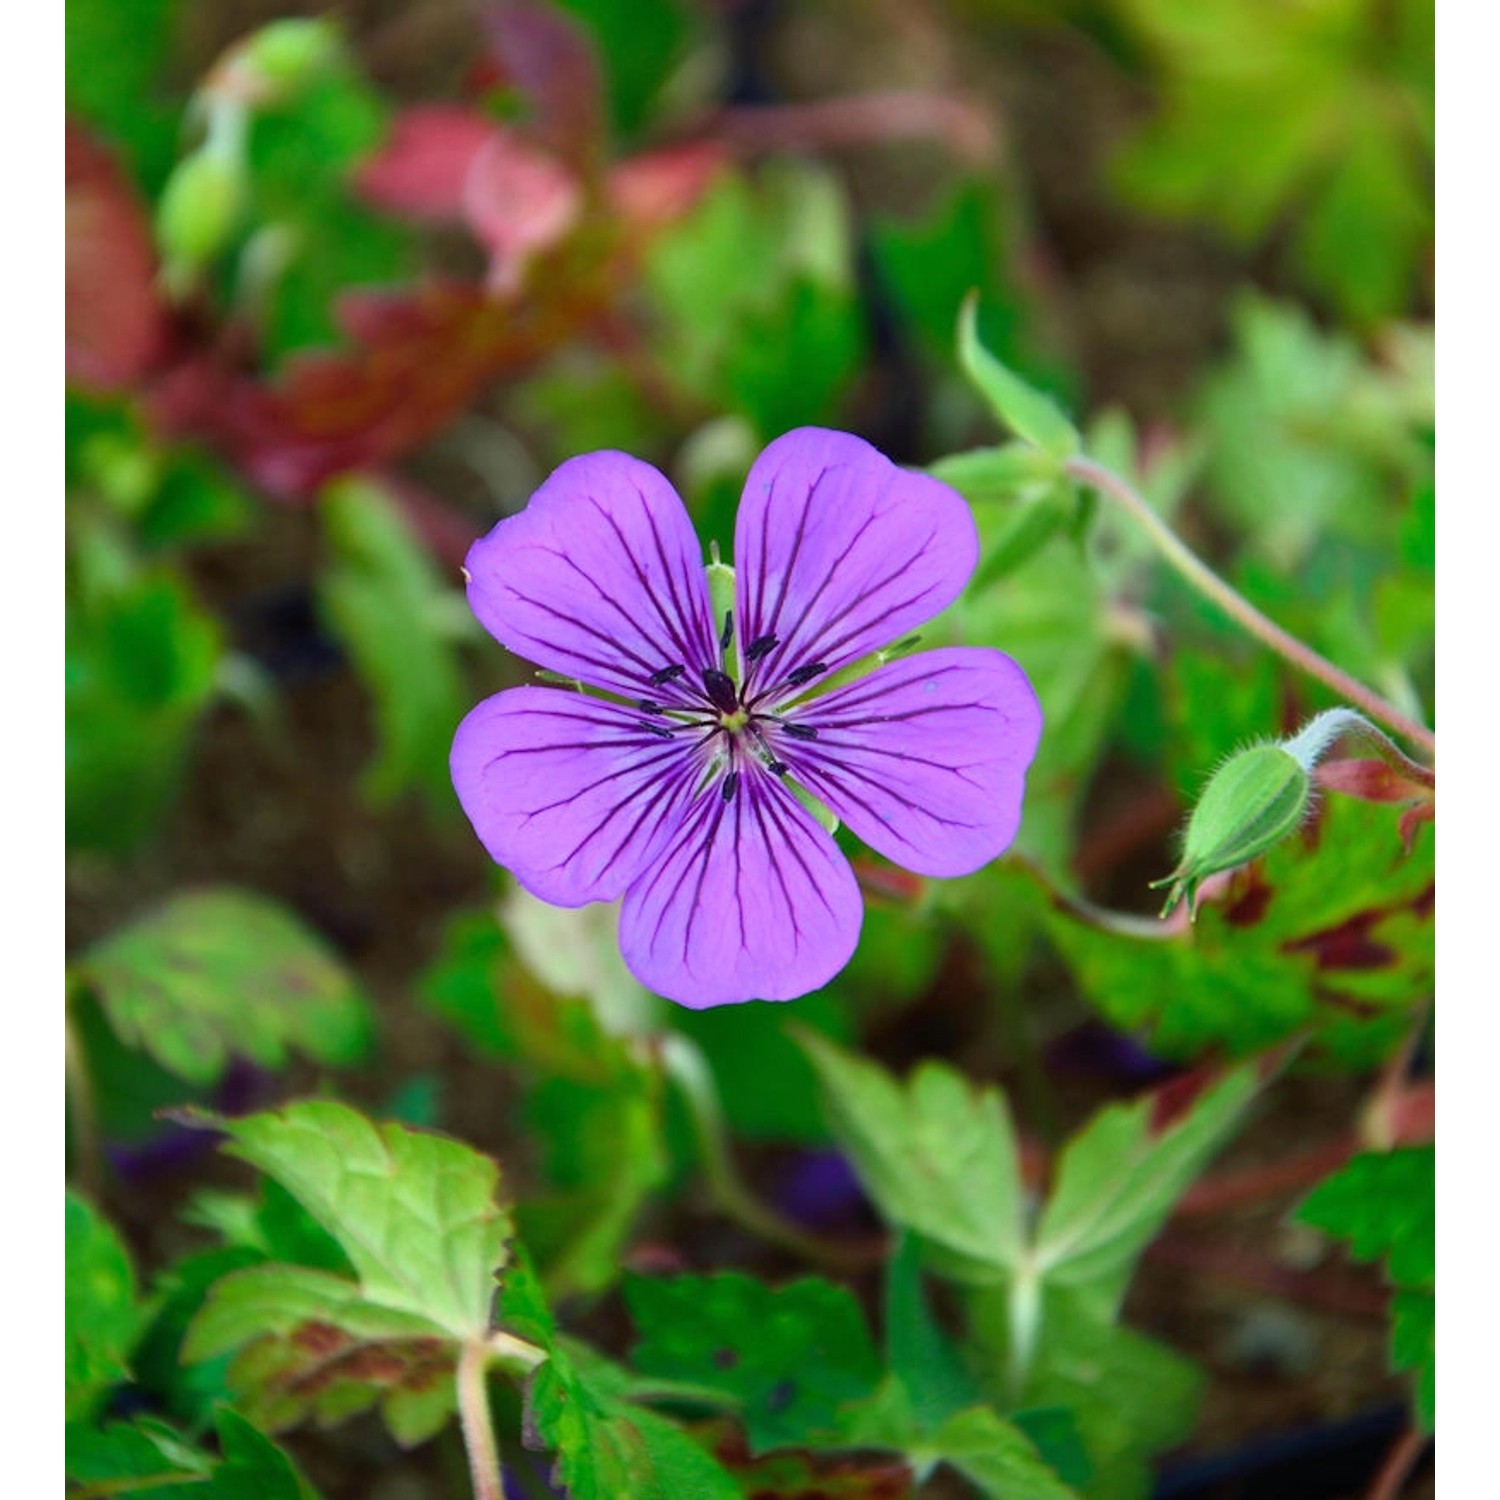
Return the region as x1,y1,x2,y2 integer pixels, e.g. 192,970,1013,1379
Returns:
1155,743,1311,918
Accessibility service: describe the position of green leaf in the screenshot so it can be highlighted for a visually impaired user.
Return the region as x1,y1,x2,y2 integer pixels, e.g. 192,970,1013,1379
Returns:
75,887,372,1086
526,1349,740,1500
957,294,1079,459
182,1102,513,1443
1297,1147,1435,1429
1034,1064,1260,1315
645,165,864,438
418,909,515,1060
132,1247,263,1426
520,1059,669,1299
1109,0,1431,322
1392,1289,1435,1432
870,179,1045,377
66,1417,213,1496
199,1407,320,1499
553,0,696,140
215,1102,512,1339
798,1032,1024,1279
67,1194,143,1421
66,567,222,855
1196,295,1432,571
501,1256,740,1500
626,1272,883,1453
919,1405,1077,1500
65,1410,320,1499
66,0,182,188
184,1264,457,1442
244,61,417,361
317,476,469,806
671,990,854,1144
884,1233,981,1433
1032,1307,1199,1500
1045,796,1434,1065
1296,1147,1435,1284
970,1288,1201,1500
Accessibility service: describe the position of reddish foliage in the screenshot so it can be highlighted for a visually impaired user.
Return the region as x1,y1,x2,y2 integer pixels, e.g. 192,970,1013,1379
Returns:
275,1320,451,1400
354,106,494,219
1316,757,1434,803
148,269,615,498
608,142,727,237
475,0,603,169
1147,1062,1224,1135
66,122,170,392
708,1421,914,1499
1283,910,1399,973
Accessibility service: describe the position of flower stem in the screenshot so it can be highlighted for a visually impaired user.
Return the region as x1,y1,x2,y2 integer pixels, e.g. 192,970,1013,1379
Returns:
65,992,103,1199
1365,1427,1429,1500
1064,456,1436,759
456,1341,503,1500
659,1035,882,1273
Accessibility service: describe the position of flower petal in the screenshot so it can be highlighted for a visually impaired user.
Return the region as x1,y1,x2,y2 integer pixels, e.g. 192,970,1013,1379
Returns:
781,647,1042,877
733,428,978,699
451,686,701,905
464,453,719,700
618,772,863,1007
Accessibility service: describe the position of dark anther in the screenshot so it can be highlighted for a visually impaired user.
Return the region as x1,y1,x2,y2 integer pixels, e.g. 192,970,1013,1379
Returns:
782,722,818,741
785,661,828,687
702,668,740,716
636,699,667,715
746,633,779,661
639,721,675,740
719,611,734,651
767,759,790,777
721,772,739,803
649,664,686,686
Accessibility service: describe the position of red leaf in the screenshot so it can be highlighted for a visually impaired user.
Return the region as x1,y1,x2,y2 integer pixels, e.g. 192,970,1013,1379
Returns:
151,272,616,498
66,121,169,391
463,129,582,293
608,142,727,238
355,106,495,220
1316,758,1434,805
476,0,603,168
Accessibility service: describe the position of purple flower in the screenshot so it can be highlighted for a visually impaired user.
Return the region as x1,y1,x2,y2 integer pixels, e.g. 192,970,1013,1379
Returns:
451,428,1042,1007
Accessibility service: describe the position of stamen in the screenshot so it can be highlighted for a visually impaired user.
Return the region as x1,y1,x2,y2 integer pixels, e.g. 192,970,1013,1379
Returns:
721,771,739,803
649,664,686,686
637,699,667,715
785,661,828,687
719,611,734,651
781,722,818,741
746,633,779,661
702,668,740,716
639,721,675,740
767,759,790,777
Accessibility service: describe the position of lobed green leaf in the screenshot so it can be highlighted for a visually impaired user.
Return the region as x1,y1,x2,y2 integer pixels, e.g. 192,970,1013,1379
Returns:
75,887,372,1087
798,1032,1025,1278
626,1271,883,1453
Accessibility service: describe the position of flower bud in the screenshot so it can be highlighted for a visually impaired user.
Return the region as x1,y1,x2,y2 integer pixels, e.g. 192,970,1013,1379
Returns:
235,19,341,103
1155,742,1311,918
156,142,243,287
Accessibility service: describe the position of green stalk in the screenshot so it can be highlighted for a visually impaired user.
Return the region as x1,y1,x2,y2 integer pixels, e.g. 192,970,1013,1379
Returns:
1064,456,1436,760
456,1341,503,1500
